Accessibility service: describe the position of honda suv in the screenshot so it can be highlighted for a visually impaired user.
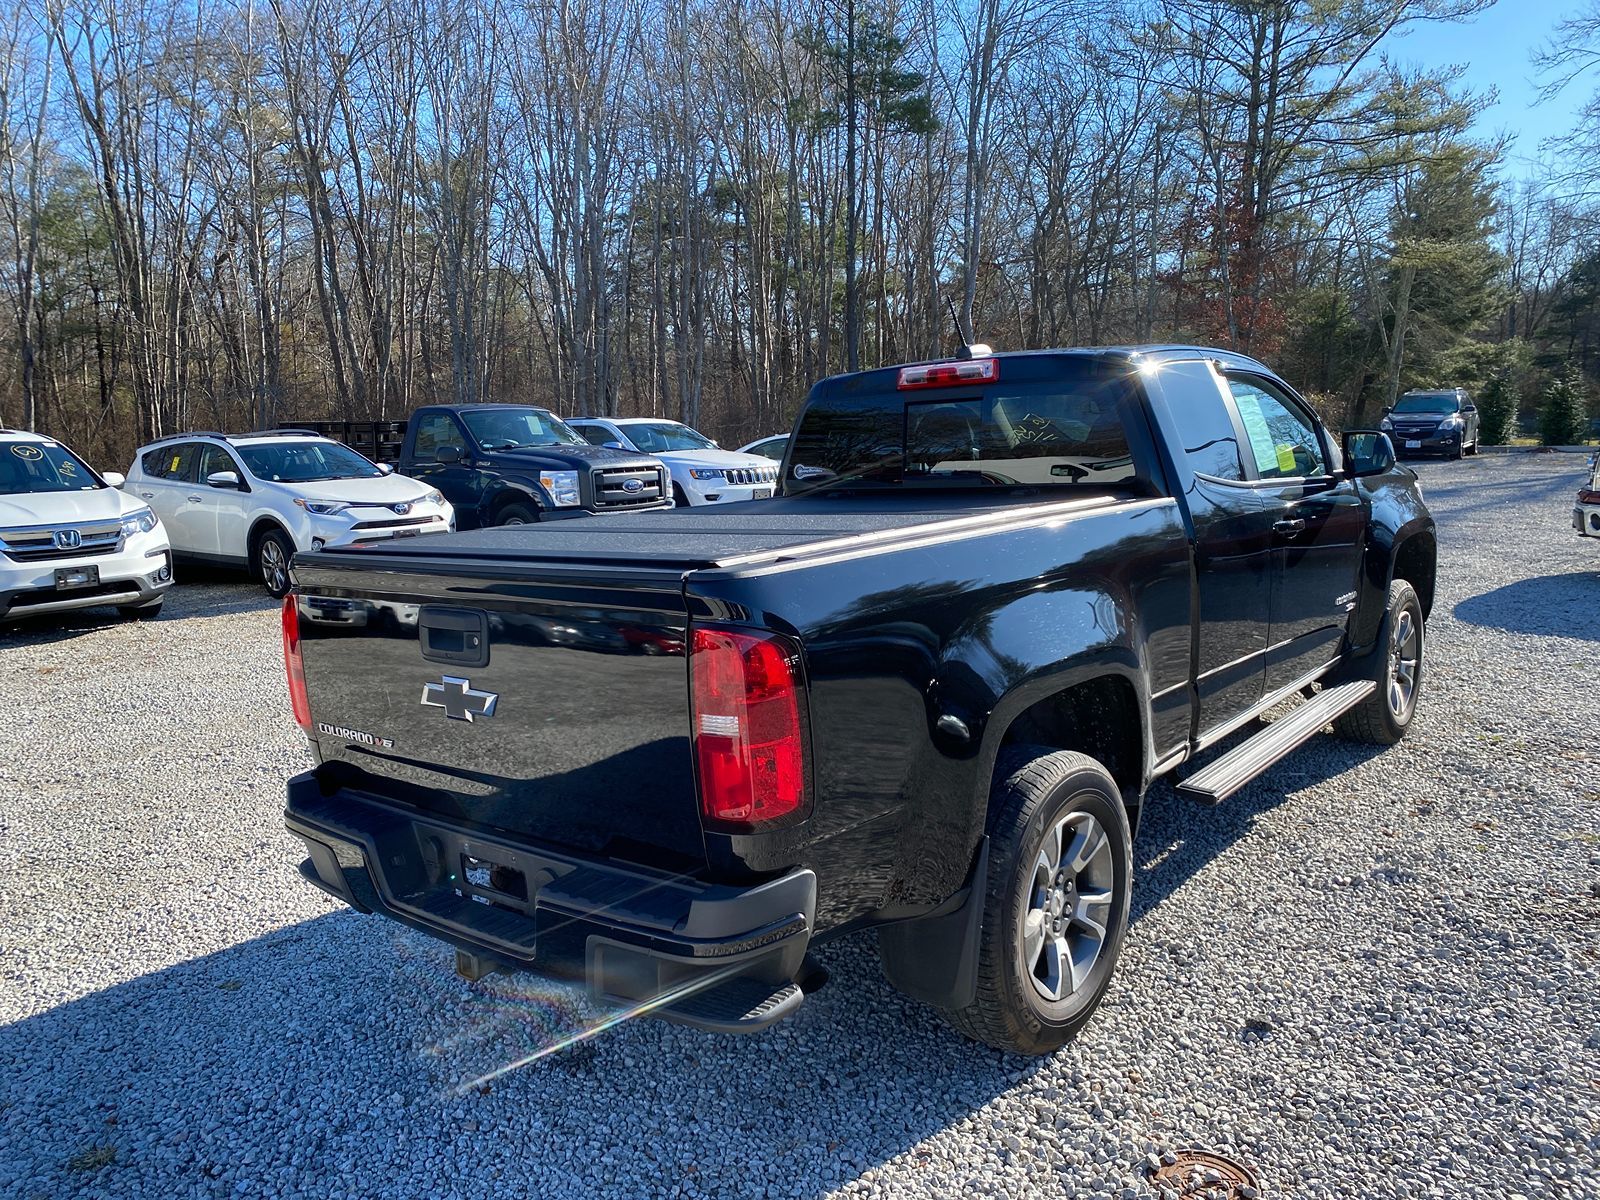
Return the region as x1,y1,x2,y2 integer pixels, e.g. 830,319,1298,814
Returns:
1,429,171,622
126,431,454,597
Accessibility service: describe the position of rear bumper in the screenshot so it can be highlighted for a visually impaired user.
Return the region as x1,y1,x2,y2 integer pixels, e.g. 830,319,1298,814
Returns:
285,773,814,1031
1576,504,1600,538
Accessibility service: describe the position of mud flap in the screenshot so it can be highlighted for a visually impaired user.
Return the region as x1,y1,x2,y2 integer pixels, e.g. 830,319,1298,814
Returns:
876,836,989,1010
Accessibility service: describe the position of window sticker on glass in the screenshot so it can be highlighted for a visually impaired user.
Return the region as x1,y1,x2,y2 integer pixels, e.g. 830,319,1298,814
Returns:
1232,392,1281,475
1275,444,1295,474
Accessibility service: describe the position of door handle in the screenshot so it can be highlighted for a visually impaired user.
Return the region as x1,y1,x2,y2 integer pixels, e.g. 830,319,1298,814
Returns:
1273,518,1305,536
139,491,154,499
187,495,202,503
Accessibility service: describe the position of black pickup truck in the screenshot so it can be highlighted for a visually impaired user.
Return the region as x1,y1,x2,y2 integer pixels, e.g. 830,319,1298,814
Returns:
281,347,1435,1055
301,404,672,527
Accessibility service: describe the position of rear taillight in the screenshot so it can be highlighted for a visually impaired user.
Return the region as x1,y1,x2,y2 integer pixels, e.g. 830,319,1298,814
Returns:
690,625,806,827
282,596,312,733
1579,489,1600,505
897,357,999,389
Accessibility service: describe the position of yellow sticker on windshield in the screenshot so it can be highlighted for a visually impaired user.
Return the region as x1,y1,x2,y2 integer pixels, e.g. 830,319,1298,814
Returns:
1276,444,1296,473
10,443,42,460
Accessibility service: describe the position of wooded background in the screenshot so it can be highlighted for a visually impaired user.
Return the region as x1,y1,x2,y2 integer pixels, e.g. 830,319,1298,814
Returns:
3,0,1599,465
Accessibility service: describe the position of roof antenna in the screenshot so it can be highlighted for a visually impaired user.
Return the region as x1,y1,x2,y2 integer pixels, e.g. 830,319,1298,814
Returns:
945,296,991,361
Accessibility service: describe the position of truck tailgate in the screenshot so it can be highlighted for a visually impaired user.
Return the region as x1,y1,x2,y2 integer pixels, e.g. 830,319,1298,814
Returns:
291,555,705,872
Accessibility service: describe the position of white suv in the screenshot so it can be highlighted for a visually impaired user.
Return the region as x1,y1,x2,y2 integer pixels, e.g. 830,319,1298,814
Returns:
565,418,778,506
1,429,172,622
126,431,454,596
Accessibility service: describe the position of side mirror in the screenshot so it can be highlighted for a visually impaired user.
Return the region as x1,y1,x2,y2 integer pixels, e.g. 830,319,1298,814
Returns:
377,462,395,475
435,444,464,465
603,441,626,451
101,471,126,488
206,470,242,489
1379,405,1392,417
1342,430,1396,478
1462,405,1476,414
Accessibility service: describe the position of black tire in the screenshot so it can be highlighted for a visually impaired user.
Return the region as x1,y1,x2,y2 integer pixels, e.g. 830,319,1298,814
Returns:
117,599,163,619
252,527,295,599
941,749,1132,1056
1449,440,1464,460
495,502,539,526
1333,578,1423,745
672,483,691,508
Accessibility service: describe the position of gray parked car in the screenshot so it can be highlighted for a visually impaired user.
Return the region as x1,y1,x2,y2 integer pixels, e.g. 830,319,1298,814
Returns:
1381,388,1479,459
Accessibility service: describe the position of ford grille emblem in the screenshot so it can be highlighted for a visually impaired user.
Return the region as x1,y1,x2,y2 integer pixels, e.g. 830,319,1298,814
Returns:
54,528,82,550
621,478,644,493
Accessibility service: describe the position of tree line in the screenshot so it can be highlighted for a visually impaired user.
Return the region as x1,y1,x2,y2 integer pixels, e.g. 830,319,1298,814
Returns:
2,0,1597,465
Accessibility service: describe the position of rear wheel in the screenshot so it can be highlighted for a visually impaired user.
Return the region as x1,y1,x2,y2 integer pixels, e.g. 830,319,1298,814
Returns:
252,528,295,599
1334,578,1423,745
941,749,1131,1055
495,502,538,526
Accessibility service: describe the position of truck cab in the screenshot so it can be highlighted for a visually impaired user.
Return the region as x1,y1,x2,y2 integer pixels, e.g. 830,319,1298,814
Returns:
398,404,671,528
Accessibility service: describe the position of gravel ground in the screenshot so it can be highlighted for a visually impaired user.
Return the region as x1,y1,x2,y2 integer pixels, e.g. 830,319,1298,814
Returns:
2,453,1598,1200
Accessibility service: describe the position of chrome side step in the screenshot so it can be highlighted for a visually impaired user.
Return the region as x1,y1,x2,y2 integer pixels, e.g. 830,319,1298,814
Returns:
1176,680,1375,805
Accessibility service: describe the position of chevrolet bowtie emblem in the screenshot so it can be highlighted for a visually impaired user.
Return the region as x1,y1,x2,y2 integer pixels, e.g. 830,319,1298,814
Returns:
420,675,498,722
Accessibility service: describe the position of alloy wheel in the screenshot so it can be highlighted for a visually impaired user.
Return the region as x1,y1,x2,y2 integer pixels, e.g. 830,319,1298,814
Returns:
1021,809,1116,1003
1387,606,1420,719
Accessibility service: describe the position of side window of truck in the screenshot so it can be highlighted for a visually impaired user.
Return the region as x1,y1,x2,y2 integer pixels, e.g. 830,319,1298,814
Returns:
1227,379,1326,480
411,413,463,462
1160,362,1246,481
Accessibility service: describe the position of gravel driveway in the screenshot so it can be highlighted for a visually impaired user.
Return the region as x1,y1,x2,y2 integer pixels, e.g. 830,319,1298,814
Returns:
3,453,1597,1200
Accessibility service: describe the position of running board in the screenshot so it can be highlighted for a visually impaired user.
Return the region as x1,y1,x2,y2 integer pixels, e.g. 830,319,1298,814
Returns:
1176,680,1375,805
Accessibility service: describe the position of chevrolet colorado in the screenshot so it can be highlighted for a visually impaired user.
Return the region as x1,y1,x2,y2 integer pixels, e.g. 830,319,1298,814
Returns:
282,347,1435,1055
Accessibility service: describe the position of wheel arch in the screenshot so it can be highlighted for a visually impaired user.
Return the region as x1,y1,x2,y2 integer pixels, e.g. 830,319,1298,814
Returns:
481,479,546,524
246,514,295,559
1389,528,1436,619
986,669,1146,831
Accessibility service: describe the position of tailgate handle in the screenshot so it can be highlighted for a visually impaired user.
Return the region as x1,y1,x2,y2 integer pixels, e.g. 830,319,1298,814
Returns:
419,606,490,668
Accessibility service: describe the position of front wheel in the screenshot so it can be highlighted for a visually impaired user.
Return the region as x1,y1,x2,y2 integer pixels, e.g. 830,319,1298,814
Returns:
1334,578,1423,745
252,528,295,599
941,749,1132,1055
495,503,538,526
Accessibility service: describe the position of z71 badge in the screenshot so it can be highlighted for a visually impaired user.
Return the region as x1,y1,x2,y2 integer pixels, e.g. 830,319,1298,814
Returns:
316,722,394,749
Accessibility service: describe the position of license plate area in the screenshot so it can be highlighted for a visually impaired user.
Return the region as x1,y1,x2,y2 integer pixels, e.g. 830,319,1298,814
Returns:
1405,440,1421,449
461,852,527,904
54,565,99,590
752,488,773,500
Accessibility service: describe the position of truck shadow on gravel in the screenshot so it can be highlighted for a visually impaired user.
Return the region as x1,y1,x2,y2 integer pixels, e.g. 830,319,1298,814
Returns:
1452,572,1600,642
0,744,1394,1199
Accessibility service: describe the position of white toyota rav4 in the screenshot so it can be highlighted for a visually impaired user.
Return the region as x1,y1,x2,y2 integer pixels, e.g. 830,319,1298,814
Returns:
125,430,453,597
1,429,172,623
565,417,778,506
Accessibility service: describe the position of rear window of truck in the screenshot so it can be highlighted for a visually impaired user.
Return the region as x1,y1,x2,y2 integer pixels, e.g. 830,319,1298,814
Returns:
787,371,1136,493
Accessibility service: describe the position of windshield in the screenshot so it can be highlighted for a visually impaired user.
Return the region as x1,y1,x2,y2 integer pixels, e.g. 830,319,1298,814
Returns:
462,408,585,449
787,374,1136,494
0,441,103,494
1394,393,1460,415
237,440,384,483
620,422,716,453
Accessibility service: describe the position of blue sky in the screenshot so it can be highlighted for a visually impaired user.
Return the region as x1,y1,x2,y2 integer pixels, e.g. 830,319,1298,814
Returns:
1384,0,1591,177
